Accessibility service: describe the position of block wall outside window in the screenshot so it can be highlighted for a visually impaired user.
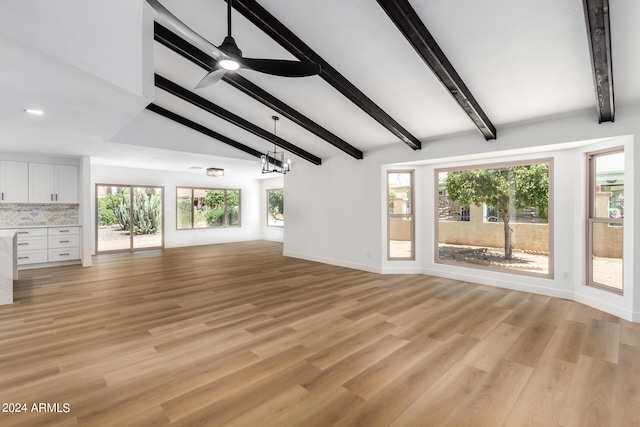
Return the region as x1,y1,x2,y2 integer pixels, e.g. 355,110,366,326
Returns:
587,148,624,293
435,159,552,277
387,170,415,260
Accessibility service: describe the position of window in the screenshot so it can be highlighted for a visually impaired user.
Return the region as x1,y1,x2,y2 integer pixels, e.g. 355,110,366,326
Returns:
436,159,552,276
267,189,285,227
177,187,240,229
387,170,414,260
587,148,623,293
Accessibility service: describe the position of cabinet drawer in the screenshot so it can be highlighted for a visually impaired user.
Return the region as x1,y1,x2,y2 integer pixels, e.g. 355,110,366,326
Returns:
17,236,47,251
15,228,47,237
48,227,79,236
17,250,48,265
48,247,80,262
48,235,79,249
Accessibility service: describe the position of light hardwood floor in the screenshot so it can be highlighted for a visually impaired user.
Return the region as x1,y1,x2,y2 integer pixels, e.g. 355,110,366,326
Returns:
0,240,639,426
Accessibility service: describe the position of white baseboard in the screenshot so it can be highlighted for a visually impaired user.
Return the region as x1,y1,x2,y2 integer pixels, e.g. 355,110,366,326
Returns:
283,251,382,274
277,250,638,323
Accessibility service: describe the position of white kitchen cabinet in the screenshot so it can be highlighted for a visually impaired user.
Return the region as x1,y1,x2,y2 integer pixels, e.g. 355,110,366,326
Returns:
28,163,78,203
0,160,29,203
54,165,78,203
15,226,81,266
15,228,48,265
47,227,81,263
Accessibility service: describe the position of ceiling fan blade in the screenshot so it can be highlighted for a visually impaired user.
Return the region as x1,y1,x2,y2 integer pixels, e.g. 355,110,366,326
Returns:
195,68,227,88
241,58,321,77
147,0,222,60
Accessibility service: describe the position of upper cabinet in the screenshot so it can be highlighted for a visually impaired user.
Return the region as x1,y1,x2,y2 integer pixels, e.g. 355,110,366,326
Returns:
54,165,78,203
28,163,78,204
0,160,29,203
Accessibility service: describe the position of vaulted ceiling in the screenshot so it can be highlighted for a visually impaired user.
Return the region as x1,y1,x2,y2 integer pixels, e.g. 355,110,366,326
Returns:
1,0,638,177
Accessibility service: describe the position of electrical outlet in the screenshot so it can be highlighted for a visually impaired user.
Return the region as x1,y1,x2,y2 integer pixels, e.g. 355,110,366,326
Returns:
561,271,570,280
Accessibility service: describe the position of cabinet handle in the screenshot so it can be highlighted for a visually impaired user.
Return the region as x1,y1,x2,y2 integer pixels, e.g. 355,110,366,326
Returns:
59,253,70,256
59,240,70,243
17,243,29,246
59,230,70,233
1,192,4,200
18,256,29,260
17,232,28,235
55,194,58,201
51,194,54,201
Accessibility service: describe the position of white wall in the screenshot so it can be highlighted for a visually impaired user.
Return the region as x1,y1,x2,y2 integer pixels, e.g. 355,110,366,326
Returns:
90,165,264,252
284,104,640,322
285,155,381,272
0,0,153,99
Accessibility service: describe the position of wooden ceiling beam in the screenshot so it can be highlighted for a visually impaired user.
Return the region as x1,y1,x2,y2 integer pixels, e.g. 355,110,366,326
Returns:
146,103,264,159
377,0,496,140
229,0,422,150
155,74,322,165
154,22,216,70
583,0,615,122
154,23,363,159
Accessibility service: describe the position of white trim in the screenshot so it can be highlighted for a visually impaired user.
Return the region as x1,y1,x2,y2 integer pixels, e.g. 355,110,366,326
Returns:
283,250,382,274
573,290,635,322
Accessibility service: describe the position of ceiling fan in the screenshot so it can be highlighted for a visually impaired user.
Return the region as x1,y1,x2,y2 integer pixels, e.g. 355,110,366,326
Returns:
147,0,321,88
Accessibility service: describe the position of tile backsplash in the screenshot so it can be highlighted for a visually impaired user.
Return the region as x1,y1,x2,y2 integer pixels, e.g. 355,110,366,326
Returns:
0,204,79,227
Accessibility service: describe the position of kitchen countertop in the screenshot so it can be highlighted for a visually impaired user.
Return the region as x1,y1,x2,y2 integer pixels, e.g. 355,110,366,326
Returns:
0,230,17,305
0,224,81,229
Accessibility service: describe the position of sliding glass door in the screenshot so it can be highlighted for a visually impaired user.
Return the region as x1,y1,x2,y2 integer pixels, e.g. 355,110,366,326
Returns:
96,185,163,252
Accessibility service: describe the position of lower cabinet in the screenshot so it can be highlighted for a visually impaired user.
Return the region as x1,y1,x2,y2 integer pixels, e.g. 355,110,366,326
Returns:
16,226,81,266
48,228,80,262
16,228,47,265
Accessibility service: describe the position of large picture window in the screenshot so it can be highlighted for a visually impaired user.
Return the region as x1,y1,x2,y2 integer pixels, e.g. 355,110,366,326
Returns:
267,189,284,227
587,148,624,293
177,187,240,229
387,170,414,260
436,159,552,276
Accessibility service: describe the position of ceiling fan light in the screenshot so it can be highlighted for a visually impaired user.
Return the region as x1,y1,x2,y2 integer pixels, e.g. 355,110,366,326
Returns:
219,58,240,71
218,36,242,71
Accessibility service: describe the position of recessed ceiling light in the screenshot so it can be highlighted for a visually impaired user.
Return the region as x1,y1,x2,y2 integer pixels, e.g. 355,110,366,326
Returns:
24,108,44,116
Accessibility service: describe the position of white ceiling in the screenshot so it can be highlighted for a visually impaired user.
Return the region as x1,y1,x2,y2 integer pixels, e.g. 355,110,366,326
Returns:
1,0,639,178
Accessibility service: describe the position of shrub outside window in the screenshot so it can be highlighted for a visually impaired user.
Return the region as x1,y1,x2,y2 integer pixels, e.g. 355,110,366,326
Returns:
177,187,240,229
436,159,552,277
267,189,285,227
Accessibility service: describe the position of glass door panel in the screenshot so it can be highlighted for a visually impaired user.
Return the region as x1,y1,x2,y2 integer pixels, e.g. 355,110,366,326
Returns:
97,185,131,252
132,187,163,249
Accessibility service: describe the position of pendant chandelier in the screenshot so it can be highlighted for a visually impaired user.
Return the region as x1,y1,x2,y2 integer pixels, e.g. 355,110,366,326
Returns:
261,116,291,174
